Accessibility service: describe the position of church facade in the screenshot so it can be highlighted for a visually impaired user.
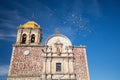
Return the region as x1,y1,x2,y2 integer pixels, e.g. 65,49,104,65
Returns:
8,21,90,80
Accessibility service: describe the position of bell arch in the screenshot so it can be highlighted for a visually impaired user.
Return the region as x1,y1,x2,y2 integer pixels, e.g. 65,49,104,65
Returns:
31,34,35,43
21,34,27,44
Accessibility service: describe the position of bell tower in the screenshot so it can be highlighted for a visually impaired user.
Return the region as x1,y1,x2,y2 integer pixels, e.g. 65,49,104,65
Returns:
8,21,43,80
16,21,42,45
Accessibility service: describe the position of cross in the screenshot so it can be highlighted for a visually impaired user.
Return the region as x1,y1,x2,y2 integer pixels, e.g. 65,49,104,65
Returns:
31,13,34,21
56,28,60,34
31,15,34,21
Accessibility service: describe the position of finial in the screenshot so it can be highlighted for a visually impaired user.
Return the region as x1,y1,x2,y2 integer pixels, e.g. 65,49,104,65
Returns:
56,28,60,34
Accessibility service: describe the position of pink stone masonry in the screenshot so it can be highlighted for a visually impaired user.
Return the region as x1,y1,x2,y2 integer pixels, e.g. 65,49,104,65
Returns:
73,47,89,80
8,46,44,79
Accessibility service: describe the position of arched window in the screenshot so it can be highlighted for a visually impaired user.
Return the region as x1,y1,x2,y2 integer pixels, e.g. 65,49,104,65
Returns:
31,34,35,43
22,34,27,44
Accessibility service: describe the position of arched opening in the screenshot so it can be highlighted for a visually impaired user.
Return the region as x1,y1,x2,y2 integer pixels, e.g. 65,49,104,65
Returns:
22,34,27,44
31,34,35,43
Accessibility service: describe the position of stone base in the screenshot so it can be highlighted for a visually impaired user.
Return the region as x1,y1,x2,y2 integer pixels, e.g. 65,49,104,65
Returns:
8,77,41,80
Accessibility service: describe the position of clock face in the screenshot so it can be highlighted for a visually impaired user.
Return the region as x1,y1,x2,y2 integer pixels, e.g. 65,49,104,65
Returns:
23,50,30,55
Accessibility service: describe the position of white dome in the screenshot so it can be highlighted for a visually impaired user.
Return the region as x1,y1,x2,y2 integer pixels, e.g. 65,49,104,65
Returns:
45,34,72,53
46,34,72,46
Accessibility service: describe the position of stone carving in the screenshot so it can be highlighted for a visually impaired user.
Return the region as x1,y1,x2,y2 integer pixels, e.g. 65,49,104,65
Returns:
54,39,63,55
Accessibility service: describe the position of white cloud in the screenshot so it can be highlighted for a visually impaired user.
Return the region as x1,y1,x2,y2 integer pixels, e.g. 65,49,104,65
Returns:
0,34,16,37
0,33,16,41
0,65,9,76
0,7,27,30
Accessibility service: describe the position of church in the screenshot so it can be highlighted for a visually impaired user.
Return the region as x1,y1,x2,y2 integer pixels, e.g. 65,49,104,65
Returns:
8,21,90,80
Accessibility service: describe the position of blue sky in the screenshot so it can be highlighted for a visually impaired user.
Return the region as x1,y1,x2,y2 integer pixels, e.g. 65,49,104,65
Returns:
0,0,120,80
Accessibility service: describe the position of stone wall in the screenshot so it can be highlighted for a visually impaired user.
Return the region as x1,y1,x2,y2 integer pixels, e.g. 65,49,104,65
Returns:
73,46,90,80
8,46,44,80
8,77,41,80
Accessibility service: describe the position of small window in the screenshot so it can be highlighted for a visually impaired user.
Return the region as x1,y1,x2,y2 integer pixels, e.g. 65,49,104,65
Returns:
31,34,35,43
56,63,61,72
22,34,27,44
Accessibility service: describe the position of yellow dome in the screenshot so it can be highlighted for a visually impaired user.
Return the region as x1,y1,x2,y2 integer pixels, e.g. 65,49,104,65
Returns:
21,21,40,28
